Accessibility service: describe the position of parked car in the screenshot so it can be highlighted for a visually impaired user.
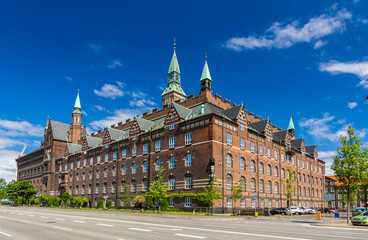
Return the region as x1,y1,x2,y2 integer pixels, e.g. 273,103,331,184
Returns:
318,208,332,213
354,207,367,213
352,211,368,225
289,206,303,215
329,208,337,213
270,208,289,215
304,208,317,214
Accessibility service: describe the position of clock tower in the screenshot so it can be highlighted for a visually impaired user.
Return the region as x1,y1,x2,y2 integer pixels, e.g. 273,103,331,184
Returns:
70,90,83,144
161,43,186,108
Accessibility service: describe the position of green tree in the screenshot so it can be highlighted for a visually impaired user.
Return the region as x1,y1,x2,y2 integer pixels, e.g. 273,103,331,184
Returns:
40,194,48,206
196,178,222,215
3,180,37,205
282,167,296,208
145,169,169,212
61,192,72,206
0,178,7,199
332,125,368,223
81,197,89,208
106,199,112,209
96,198,103,208
231,180,243,215
120,184,134,207
133,195,146,208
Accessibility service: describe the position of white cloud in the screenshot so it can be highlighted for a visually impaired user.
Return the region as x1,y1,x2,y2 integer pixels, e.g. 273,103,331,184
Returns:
65,76,73,82
88,43,103,54
0,149,19,182
224,10,350,51
318,150,336,159
107,59,122,69
129,99,156,108
347,102,358,109
0,119,44,137
89,108,150,130
93,105,110,113
93,81,124,99
319,61,368,89
0,137,24,149
314,40,327,49
81,111,88,116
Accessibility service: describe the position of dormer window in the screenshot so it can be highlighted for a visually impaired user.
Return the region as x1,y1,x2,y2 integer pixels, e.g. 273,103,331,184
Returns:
240,124,245,131
132,134,137,141
169,122,175,130
105,143,109,149
267,136,271,142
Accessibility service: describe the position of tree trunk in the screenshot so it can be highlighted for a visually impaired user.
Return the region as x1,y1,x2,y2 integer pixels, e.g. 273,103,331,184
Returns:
347,188,350,224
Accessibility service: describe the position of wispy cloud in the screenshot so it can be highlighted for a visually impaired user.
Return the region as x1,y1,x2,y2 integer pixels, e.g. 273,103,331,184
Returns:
314,39,327,49
129,99,155,108
224,10,351,51
88,43,103,54
0,149,20,182
318,150,336,159
319,61,368,89
93,81,124,99
107,59,122,69
347,102,358,109
0,119,44,137
65,76,73,82
93,105,110,113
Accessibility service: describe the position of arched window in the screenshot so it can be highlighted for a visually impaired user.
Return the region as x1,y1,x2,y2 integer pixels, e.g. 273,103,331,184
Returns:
274,166,278,177
240,177,245,191
275,182,279,194
104,182,107,193
251,160,255,172
311,176,314,184
316,189,318,198
311,188,314,197
113,167,117,177
96,184,99,194
307,187,310,197
76,185,79,195
132,163,137,174
112,182,116,193
132,180,137,192
260,180,264,193
143,161,148,172
121,180,126,192
298,173,301,182
226,154,232,167
259,162,264,174
185,154,193,166
268,181,272,194
104,168,108,178
240,157,245,170
303,187,306,197
226,175,232,190
298,186,301,196
303,174,305,182
122,165,126,175
156,159,161,171
169,176,176,190
307,175,310,183
267,164,271,176
281,168,285,178
251,178,256,192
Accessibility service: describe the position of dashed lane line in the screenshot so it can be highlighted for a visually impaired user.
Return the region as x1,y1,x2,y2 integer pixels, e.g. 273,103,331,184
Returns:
73,220,86,223
54,218,65,221
18,220,31,224
27,215,34,217
40,216,48,219
128,228,152,232
53,226,72,231
149,227,182,231
0,231,12,237
175,233,206,239
0,216,7,219
97,223,114,227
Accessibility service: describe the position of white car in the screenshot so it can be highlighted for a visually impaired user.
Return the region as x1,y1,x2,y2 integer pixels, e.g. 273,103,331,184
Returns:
289,206,303,215
304,208,317,214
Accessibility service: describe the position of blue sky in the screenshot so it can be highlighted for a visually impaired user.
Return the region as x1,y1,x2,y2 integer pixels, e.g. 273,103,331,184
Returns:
1,0,368,182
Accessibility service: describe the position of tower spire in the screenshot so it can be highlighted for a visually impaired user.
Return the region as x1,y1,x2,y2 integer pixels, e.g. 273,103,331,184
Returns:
74,89,81,111
287,114,295,136
200,52,212,92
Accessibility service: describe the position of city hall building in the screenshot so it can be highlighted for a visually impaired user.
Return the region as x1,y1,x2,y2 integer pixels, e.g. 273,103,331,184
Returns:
16,46,326,212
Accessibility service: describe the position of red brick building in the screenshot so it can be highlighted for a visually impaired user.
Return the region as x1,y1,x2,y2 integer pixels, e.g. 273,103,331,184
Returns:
16,47,325,212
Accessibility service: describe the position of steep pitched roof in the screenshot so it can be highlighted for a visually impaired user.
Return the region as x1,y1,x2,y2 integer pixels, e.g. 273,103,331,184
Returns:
67,143,82,154
136,117,154,132
291,138,303,149
86,136,102,148
49,120,70,141
305,145,316,155
222,105,242,121
107,128,125,141
249,120,268,133
273,130,288,141
172,102,191,119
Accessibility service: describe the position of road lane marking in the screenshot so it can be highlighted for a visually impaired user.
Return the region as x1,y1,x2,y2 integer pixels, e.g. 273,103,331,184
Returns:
149,227,182,231
53,226,72,231
40,216,48,219
0,216,7,219
303,224,368,232
0,231,12,237
18,213,24,215
310,233,358,239
19,220,31,223
175,233,206,239
28,215,34,217
128,228,152,232
97,223,114,227
73,220,86,223
54,218,65,221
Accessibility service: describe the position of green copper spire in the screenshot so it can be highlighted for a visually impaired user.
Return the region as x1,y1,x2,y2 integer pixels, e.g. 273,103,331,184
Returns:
168,47,180,74
287,114,295,130
200,55,212,81
73,90,81,114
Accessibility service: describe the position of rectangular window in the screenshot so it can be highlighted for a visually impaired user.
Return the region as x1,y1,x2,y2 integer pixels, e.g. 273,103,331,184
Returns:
241,199,245,208
90,157,93,166
143,180,148,192
185,176,192,189
302,161,305,169
122,149,127,159
259,145,263,155
286,156,290,164
105,143,109,149
132,134,137,141
267,148,271,158
185,197,192,207
83,159,86,167
297,159,300,167
143,144,149,154
71,162,74,169
168,198,174,207
260,199,264,208
169,137,176,149
132,147,137,157
251,199,256,208
307,162,309,170
240,123,245,131
77,161,80,168
169,122,175,130
169,178,175,190
113,152,117,160
226,133,232,145
169,157,176,169
274,150,278,160
185,133,192,145
281,153,284,162
292,157,295,166
65,163,68,171
143,162,148,172
267,136,271,142
275,200,279,208
105,154,109,162
251,142,255,153
155,140,161,151
227,198,232,208
240,138,245,150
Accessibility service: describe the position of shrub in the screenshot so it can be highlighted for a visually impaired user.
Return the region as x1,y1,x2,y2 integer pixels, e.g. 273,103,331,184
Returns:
106,199,112,209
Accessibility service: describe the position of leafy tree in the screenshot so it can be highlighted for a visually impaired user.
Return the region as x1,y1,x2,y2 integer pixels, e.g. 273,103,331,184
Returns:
281,167,296,208
120,184,134,207
0,178,7,199
3,180,37,205
61,192,72,206
72,197,82,207
81,197,89,207
231,180,243,215
195,178,222,215
106,199,112,209
133,195,146,208
96,198,103,208
145,169,169,211
332,125,368,223
40,194,48,206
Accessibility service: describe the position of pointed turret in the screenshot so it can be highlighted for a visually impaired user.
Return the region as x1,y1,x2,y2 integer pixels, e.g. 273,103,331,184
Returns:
200,54,212,93
287,114,295,136
74,89,81,110
162,41,186,108
70,90,83,144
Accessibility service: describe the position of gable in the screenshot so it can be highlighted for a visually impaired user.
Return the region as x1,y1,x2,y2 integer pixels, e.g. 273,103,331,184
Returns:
165,105,180,124
130,119,141,135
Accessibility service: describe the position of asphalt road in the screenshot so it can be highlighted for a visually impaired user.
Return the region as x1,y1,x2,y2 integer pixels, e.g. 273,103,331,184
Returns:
0,206,367,240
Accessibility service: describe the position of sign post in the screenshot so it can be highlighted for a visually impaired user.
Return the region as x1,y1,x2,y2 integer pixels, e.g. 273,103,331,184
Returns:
324,194,333,224
254,195,258,217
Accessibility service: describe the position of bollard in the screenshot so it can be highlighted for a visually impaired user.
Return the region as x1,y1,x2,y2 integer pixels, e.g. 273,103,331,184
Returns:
141,209,144,213
317,211,321,220
255,212,258,217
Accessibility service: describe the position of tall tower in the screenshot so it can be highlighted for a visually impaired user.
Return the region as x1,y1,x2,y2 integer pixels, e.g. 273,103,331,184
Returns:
161,42,186,108
200,54,212,93
287,114,295,136
70,90,82,144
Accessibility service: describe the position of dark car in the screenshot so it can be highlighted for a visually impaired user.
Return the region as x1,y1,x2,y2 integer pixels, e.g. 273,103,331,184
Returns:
318,208,332,213
270,208,289,215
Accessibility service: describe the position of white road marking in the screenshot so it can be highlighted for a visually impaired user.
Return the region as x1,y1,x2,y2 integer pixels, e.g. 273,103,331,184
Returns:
149,227,182,231
303,224,368,232
0,216,7,219
0,231,12,237
40,216,48,219
97,223,114,227
19,220,31,223
175,233,206,239
18,213,24,215
128,228,152,232
73,220,86,223
53,226,72,231
310,233,358,239
54,218,65,221
28,215,34,217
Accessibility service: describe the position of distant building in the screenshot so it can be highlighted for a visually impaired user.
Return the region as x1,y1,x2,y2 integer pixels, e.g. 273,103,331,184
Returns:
16,45,325,212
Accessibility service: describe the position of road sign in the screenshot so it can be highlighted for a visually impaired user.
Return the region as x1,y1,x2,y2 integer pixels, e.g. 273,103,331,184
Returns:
324,193,334,201
254,195,257,201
